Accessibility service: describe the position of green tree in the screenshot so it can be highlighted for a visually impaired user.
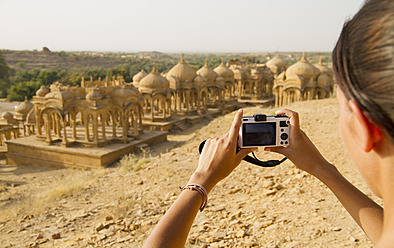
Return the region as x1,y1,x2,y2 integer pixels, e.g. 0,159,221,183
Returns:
7,81,41,101
107,67,128,80
13,68,41,83
83,67,107,81
0,51,11,97
37,70,59,85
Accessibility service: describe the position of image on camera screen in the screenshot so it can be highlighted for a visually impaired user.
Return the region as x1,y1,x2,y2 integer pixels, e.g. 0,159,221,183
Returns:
243,123,276,146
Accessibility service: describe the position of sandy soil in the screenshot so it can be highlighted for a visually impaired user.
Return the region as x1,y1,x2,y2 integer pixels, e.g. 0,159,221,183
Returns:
0,98,381,247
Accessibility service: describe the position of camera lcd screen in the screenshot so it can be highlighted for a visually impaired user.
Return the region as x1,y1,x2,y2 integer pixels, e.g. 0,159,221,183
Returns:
242,123,276,146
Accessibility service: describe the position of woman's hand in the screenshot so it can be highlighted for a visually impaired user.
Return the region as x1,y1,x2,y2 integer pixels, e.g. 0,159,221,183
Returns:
189,109,256,193
264,109,330,176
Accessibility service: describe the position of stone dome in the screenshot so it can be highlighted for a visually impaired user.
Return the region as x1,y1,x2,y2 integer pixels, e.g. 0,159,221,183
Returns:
193,75,207,86
15,96,34,115
166,54,196,82
196,59,218,83
231,67,244,80
314,57,334,79
215,76,225,87
285,52,320,80
36,85,50,97
214,58,234,79
266,55,287,72
1,111,14,120
26,108,36,124
111,85,139,99
46,89,74,101
133,69,148,83
86,88,103,101
139,64,170,94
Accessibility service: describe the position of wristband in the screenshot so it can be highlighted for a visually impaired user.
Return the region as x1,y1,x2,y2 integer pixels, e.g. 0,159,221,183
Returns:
180,184,208,211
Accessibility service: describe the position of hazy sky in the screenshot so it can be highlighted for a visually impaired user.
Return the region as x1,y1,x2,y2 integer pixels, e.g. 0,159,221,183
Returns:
0,0,365,53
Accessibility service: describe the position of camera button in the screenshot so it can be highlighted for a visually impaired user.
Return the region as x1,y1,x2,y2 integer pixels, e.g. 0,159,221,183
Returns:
281,133,288,140
281,128,284,132
280,141,284,145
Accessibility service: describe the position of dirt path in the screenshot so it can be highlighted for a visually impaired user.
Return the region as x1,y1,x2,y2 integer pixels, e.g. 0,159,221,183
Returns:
0,98,380,247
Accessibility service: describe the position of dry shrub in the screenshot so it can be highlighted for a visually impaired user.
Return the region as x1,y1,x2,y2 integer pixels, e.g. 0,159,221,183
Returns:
119,153,151,172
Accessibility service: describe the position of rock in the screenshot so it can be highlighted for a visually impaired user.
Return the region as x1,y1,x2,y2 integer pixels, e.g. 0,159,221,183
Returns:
51,233,61,239
229,220,240,226
103,220,115,228
229,188,241,194
97,234,106,241
35,234,44,240
188,235,197,244
95,223,105,232
263,180,275,188
23,215,34,220
116,236,133,243
229,210,242,220
105,215,113,221
214,231,226,240
241,238,257,246
332,226,342,232
236,229,246,238
263,188,278,196
349,236,359,242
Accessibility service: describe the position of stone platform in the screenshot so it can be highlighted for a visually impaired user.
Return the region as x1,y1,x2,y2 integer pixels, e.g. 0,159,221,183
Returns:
238,97,274,106
142,103,241,131
5,130,167,168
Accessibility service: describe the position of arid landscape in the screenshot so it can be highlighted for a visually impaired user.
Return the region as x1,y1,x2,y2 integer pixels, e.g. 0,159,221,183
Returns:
0,98,381,247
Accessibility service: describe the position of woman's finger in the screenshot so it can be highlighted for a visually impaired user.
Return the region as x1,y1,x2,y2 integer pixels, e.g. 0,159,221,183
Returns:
228,109,243,142
275,109,300,129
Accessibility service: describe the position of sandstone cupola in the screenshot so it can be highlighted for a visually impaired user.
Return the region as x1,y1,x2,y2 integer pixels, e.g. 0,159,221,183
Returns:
197,59,218,83
132,69,148,87
166,53,196,83
266,55,287,75
285,52,320,81
139,64,170,94
214,58,234,80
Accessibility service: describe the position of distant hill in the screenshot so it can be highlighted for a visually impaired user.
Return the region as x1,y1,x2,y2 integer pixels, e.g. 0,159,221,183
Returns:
2,50,139,72
2,50,332,73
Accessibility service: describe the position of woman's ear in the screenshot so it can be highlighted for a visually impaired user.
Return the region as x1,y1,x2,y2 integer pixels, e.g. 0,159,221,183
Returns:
348,100,383,152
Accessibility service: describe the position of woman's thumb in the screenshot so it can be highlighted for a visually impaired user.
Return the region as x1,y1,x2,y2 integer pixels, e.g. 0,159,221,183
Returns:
264,146,286,155
236,148,257,164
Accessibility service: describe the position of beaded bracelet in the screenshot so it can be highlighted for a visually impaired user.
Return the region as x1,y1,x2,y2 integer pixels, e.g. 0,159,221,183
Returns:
180,184,208,211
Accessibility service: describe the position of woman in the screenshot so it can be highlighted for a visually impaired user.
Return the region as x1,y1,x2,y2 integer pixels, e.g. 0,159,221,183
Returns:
143,0,394,246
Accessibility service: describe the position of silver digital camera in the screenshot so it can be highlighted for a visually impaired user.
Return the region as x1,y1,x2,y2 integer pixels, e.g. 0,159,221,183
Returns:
238,114,290,148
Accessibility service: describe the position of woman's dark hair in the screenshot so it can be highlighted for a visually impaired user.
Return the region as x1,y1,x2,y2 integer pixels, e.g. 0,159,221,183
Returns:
332,0,394,141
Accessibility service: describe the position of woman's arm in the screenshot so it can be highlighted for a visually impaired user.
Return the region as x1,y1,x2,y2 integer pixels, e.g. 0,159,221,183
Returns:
315,162,383,243
143,109,256,248
266,109,383,243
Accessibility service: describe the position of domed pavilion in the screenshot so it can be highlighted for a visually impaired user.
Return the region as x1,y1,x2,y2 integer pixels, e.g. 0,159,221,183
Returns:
138,63,173,121
229,58,274,101
32,79,143,147
314,57,335,97
273,52,330,107
166,54,207,115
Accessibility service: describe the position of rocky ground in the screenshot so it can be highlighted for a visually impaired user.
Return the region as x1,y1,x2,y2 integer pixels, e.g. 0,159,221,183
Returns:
0,98,381,247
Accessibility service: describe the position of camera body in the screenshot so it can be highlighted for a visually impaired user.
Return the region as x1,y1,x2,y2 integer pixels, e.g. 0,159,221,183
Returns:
238,114,290,148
